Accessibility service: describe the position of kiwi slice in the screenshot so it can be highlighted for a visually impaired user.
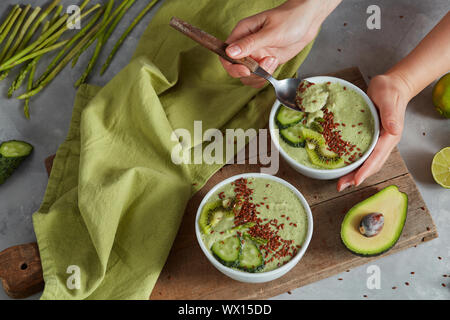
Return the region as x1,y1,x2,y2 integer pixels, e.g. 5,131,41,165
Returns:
199,200,233,234
306,143,345,169
310,121,324,133
300,127,326,145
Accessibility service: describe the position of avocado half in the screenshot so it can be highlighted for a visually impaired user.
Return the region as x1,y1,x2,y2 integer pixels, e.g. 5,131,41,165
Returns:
340,185,408,256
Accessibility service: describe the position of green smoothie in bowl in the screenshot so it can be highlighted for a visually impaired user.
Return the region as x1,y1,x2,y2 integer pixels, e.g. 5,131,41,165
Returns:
275,79,375,170
197,176,310,275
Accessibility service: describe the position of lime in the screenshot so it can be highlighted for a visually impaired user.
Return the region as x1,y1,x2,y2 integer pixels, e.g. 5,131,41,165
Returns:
431,147,450,189
432,73,450,119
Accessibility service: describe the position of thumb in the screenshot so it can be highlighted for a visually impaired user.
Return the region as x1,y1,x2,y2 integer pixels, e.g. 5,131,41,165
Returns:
378,99,405,136
226,30,272,59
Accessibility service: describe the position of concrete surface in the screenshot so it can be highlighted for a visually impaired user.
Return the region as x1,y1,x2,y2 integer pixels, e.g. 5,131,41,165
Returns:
0,0,449,300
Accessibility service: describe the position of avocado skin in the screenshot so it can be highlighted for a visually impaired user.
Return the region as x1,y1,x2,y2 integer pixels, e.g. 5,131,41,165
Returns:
340,185,408,257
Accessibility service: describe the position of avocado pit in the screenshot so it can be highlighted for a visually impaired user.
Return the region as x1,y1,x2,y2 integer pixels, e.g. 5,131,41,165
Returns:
359,213,384,237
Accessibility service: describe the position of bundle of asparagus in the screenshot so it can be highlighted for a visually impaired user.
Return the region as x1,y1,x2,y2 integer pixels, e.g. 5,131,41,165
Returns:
0,0,159,118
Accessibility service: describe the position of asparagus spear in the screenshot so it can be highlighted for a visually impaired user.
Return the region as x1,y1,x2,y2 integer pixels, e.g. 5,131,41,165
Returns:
103,0,136,47
0,6,22,48
34,4,100,53
24,62,35,119
8,21,51,98
0,5,20,37
101,0,158,75
0,13,68,71
17,22,102,100
3,40,69,71
72,0,131,68
0,4,100,72
75,0,115,87
49,5,63,26
4,6,41,63
0,5,29,81
18,0,61,52
36,7,104,85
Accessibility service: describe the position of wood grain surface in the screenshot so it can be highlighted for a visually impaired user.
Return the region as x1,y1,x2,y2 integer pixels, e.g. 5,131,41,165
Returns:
0,67,438,300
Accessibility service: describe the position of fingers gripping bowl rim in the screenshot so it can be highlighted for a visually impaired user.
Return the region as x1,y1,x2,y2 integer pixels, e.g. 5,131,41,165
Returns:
269,76,380,180
195,173,313,283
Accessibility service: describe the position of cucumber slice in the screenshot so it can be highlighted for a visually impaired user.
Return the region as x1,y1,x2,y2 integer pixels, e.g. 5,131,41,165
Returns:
211,235,241,267
276,105,304,129
238,239,264,272
279,124,305,147
0,140,33,185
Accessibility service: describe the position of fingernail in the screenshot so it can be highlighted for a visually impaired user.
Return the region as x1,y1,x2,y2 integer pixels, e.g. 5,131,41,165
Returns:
264,57,276,69
227,45,241,57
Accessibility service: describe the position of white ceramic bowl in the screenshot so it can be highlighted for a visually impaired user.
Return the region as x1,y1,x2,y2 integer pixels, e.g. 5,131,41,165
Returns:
195,173,313,283
269,76,380,180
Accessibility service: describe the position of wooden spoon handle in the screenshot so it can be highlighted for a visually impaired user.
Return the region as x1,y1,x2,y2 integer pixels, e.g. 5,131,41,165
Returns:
169,17,260,73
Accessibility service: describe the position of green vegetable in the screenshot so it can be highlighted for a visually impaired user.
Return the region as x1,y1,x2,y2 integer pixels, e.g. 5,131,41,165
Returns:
275,105,304,129
99,0,136,75
0,140,33,185
4,6,41,64
279,123,306,147
17,21,102,100
0,4,101,73
49,5,63,26
36,7,104,86
0,5,20,37
101,0,158,75
9,20,50,98
0,12,69,71
238,238,264,272
17,0,60,53
0,6,21,47
24,62,35,119
1,40,69,72
75,0,115,87
0,7,24,62
211,235,241,267
72,0,132,68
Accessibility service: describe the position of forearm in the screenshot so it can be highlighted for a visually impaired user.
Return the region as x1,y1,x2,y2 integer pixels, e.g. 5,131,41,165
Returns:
386,12,450,101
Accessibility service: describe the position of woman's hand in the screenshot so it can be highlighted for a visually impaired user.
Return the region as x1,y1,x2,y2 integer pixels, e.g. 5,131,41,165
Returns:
220,0,342,88
337,73,412,191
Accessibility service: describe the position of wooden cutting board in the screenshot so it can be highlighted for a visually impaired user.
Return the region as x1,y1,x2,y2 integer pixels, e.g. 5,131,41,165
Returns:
0,67,438,299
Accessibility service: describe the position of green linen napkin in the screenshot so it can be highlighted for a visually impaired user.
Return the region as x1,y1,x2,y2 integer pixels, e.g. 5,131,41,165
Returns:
33,0,314,299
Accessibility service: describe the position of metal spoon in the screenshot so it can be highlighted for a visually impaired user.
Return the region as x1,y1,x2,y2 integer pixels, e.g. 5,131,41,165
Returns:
169,17,302,111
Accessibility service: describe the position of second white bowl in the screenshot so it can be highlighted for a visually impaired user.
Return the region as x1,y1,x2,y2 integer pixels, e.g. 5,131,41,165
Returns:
195,173,313,283
269,76,380,180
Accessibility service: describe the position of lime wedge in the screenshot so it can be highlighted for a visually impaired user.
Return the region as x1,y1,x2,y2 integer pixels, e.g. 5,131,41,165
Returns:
431,147,450,189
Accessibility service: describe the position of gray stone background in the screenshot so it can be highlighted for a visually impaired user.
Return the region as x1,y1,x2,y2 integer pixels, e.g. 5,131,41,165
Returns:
0,0,449,300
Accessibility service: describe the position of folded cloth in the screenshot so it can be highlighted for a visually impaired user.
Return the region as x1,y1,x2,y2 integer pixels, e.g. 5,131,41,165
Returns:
33,0,314,299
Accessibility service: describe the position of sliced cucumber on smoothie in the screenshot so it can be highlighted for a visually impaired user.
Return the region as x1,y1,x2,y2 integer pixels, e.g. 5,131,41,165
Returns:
279,124,306,147
211,235,241,267
238,239,264,272
276,105,304,129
